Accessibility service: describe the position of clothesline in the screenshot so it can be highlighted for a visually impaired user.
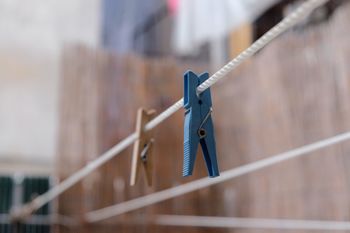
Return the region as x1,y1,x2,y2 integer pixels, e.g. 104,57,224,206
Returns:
85,131,350,223
0,214,76,227
154,215,350,231
146,0,329,130
15,0,329,219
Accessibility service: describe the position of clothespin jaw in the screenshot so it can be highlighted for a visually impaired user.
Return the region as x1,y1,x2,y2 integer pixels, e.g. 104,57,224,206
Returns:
130,108,156,186
183,71,219,177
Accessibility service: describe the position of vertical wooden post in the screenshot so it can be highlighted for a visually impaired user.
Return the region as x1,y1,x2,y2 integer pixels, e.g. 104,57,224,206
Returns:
229,23,253,59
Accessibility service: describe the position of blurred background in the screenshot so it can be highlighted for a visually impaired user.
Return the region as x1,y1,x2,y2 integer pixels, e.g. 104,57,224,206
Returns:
0,0,349,232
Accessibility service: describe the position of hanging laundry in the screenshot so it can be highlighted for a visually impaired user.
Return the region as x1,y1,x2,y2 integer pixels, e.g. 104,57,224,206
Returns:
167,0,179,15
102,0,164,54
172,0,280,55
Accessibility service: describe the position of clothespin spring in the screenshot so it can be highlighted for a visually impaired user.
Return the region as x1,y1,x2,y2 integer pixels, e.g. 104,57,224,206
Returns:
198,107,213,139
140,139,154,163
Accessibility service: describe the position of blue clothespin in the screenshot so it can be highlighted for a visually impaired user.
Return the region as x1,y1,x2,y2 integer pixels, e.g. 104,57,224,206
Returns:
183,71,219,177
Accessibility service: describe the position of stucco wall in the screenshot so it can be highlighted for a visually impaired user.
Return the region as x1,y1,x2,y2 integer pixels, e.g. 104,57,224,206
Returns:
0,0,101,169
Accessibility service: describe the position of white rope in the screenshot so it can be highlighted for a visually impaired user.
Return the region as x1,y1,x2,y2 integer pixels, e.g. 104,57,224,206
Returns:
145,99,183,130
145,0,329,129
16,0,329,217
86,131,350,223
13,133,137,218
196,0,329,93
0,214,77,227
155,215,350,231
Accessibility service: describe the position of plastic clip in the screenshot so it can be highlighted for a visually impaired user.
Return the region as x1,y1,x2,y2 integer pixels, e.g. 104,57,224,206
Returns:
183,71,219,177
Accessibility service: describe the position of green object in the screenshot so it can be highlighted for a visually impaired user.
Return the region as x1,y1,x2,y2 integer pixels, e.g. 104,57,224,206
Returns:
22,177,50,215
19,224,51,233
0,177,13,233
0,177,13,214
0,224,12,233
0,176,52,232
22,177,51,232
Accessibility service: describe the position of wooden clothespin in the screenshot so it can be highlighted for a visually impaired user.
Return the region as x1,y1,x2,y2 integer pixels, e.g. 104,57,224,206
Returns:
130,108,156,186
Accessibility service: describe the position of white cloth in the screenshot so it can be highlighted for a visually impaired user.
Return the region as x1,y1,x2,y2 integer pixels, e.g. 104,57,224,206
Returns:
173,0,280,55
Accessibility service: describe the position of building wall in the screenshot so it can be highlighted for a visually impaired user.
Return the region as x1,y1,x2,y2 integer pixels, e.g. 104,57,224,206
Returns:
0,0,101,172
